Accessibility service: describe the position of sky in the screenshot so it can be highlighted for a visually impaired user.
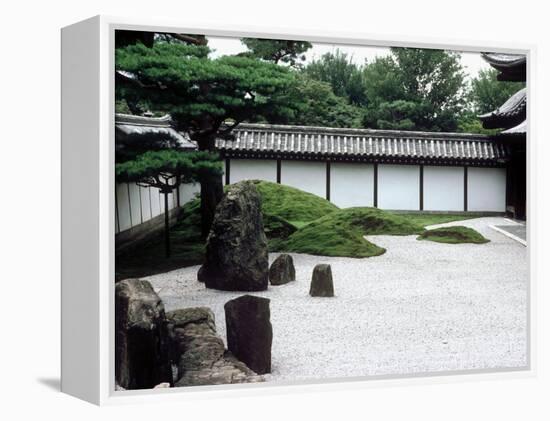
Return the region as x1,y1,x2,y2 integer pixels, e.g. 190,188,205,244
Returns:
207,36,491,80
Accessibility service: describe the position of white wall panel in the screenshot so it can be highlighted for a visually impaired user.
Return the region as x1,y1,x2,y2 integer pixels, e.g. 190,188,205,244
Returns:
229,159,277,183
140,186,152,222
468,167,506,212
150,186,161,218
423,166,464,211
128,183,142,226
330,163,374,208
116,183,131,232
281,160,326,198
179,182,200,205
378,164,420,210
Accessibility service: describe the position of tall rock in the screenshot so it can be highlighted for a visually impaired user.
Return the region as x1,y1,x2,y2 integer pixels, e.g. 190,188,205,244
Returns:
115,279,172,390
224,295,273,375
198,181,269,291
269,254,296,286
309,264,335,297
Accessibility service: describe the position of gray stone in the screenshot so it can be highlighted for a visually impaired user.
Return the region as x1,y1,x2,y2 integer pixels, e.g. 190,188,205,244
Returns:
115,279,172,390
224,295,273,374
269,254,296,286
167,307,263,387
309,264,334,297
198,181,269,291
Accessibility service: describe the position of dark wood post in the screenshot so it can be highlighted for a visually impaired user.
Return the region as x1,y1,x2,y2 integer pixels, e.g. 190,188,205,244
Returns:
163,191,171,258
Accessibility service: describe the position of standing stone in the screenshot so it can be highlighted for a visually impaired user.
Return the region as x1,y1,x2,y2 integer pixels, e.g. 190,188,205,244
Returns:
168,307,263,386
224,295,273,375
309,264,335,297
115,279,172,390
269,254,296,285
198,181,269,291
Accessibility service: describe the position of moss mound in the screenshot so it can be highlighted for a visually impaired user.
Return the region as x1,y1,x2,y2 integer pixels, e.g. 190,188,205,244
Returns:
417,226,489,244
251,180,338,226
280,207,426,258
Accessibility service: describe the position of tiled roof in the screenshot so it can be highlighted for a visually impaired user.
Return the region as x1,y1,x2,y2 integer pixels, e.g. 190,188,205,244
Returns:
216,123,510,164
479,88,527,130
482,53,526,82
115,114,196,150
502,120,527,135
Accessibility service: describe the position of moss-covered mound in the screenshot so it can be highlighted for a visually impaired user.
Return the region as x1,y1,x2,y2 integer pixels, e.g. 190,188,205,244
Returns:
252,180,338,227
417,226,489,244
279,207,426,258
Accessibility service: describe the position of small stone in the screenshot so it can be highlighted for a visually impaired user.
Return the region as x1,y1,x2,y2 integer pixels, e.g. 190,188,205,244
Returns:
224,295,273,375
154,382,170,388
269,254,296,286
309,264,334,297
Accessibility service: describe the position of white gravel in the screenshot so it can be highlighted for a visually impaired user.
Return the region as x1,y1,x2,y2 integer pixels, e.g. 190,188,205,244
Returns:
145,217,527,382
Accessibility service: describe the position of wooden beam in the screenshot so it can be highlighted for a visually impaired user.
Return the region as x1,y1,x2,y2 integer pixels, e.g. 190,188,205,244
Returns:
464,166,468,211
225,158,230,186
373,163,378,208
419,164,424,211
326,161,331,201
276,158,282,184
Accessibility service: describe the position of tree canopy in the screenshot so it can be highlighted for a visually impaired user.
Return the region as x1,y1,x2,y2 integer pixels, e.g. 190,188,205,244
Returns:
240,38,312,66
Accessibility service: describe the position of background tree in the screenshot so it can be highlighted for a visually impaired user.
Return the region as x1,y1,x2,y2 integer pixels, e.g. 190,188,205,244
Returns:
116,40,300,236
240,38,312,66
304,50,367,106
468,68,525,114
116,150,222,257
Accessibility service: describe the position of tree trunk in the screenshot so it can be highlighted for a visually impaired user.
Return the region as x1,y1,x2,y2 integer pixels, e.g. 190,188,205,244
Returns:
163,192,171,258
198,134,224,238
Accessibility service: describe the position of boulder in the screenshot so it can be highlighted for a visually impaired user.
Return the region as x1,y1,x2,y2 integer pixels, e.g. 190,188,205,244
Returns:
168,307,263,387
198,181,269,291
309,264,334,297
269,254,296,286
224,295,272,374
115,279,172,390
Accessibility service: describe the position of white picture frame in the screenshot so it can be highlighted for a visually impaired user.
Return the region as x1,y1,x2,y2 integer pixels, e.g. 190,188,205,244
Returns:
61,15,536,405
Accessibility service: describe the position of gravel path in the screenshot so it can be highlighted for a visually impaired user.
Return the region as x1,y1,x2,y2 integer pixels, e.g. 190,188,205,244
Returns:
145,217,527,382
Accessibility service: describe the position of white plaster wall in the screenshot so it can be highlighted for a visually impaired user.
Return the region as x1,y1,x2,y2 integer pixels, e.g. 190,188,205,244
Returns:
128,183,142,226
423,166,464,211
179,182,200,205
140,186,152,222
467,167,506,212
116,183,131,232
330,163,374,208
378,164,420,210
281,160,326,198
229,159,277,184
150,186,161,219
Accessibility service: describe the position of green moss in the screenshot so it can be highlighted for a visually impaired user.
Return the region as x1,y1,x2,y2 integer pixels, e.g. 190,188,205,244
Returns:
280,207,426,258
389,212,479,227
417,226,489,244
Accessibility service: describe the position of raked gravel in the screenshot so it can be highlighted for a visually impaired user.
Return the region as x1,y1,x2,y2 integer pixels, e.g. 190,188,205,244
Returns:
145,217,527,383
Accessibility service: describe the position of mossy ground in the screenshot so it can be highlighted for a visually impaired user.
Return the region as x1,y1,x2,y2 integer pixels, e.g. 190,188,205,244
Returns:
116,180,485,277
417,226,490,244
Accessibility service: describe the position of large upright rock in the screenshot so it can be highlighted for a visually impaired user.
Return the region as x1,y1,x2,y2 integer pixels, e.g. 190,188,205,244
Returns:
198,181,269,291
224,295,273,375
115,279,172,390
269,254,296,286
168,307,263,386
309,264,335,297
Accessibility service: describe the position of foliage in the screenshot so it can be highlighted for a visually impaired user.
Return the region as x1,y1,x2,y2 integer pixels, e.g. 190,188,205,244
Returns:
304,49,367,105
115,150,222,188
282,75,364,128
241,38,312,66
468,68,525,114
417,226,489,244
116,42,301,142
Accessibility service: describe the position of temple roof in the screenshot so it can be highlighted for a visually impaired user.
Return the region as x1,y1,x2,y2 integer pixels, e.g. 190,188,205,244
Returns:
216,123,510,166
479,88,526,130
501,120,527,135
482,53,526,82
115,113,196,150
